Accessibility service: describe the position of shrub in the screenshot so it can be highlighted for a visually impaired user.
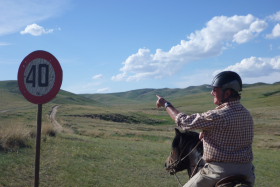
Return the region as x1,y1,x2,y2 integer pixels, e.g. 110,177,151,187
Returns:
0,124,31,151
0,122,58,151
42,122,57,137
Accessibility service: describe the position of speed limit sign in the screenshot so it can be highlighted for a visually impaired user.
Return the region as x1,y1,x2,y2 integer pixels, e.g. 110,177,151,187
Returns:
18,50,63,187
18,50,63,104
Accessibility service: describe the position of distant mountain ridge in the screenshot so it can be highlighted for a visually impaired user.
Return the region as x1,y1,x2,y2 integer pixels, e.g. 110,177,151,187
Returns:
81,84,212,104
0,80,99,106
0,80,279,107
81,82,280,105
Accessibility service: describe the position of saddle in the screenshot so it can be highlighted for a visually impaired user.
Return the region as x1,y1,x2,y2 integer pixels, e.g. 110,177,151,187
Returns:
215,175,251,187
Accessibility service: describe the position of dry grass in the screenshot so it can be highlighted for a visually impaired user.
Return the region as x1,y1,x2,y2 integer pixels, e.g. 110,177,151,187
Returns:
0,123,31,151
42,122,57,137
0,121,58,151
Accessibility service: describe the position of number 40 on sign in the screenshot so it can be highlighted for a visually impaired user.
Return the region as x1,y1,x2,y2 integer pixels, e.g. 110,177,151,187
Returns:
18,50,63,104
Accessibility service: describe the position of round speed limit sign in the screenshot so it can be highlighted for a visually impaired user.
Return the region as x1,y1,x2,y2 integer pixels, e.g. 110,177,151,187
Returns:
18,50,63,104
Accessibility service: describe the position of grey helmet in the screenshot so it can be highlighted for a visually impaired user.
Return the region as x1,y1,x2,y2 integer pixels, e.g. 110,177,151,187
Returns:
211,71,242,92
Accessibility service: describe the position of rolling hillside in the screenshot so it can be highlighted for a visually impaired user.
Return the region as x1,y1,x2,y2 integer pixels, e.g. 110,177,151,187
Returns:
1,80,280,108
0,80,99,109
81,84,212,105
81,82,280,110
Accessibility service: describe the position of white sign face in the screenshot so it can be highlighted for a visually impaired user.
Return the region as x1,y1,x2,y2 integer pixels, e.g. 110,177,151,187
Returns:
18,50,63,104
24,58,56,96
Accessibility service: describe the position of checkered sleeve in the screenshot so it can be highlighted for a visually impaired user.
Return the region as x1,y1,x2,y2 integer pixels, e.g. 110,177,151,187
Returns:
175,110,224,130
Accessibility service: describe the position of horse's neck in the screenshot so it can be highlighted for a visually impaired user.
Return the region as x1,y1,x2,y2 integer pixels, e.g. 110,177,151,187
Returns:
186,141,204,177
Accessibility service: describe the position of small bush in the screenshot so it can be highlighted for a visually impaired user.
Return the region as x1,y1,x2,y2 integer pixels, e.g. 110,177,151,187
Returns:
0,124,31,151
42,122,57,137
0,122,58,151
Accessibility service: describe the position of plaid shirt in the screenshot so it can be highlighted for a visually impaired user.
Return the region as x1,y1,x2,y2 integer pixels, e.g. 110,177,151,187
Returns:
175,100,254,163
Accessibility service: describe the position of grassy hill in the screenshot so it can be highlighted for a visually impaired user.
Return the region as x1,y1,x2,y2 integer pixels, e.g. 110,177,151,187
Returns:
0,80,100,109
0,80,280,186
1,80,279,107
81,84,212,105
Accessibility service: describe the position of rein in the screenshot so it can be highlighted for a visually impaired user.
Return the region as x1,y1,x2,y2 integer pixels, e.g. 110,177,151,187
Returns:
174,157,203,187
168,140,202,172
167,140,202,186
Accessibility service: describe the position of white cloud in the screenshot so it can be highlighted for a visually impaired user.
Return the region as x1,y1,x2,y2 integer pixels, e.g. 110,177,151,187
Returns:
20,23,54,36
217,56,280,81
244,72,280,84
112,48,167,81
0,0,69,36
266,24,280,39
233,20,267,44
92,74,104,80
112,14,268,82
267,11,280,21
178,56,280,87
233,30,254,44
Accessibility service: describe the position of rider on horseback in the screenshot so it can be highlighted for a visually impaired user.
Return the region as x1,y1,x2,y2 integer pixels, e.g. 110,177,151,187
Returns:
156,71,255,187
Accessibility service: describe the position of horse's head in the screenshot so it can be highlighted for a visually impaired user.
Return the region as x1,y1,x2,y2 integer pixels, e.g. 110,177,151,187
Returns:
165,128,203,177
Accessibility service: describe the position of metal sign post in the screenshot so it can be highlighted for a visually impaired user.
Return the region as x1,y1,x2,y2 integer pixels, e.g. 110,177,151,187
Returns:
35,104,42,187
18,50,63,187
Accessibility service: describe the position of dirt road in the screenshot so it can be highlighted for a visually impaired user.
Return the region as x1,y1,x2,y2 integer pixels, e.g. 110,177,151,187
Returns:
50,105,63,132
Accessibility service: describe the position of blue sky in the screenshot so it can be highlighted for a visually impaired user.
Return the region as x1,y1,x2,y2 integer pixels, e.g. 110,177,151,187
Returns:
1,0,280,94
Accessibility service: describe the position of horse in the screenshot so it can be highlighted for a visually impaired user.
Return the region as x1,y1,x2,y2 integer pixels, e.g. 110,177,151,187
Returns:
165,128,251,187
165,128,204,178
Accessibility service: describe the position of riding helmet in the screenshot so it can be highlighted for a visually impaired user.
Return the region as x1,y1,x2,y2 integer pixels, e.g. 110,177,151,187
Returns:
211,71,242,92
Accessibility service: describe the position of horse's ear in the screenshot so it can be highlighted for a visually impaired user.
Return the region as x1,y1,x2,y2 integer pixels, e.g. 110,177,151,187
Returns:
175,127,181,136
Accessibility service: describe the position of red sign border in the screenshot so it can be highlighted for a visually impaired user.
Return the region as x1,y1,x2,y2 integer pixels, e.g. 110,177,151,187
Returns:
18,50,63,104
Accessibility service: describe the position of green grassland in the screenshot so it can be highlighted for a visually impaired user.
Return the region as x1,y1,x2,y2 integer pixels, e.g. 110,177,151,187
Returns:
0,80,280,187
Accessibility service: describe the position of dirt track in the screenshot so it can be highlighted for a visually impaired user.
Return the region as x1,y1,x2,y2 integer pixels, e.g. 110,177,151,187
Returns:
50,105,62,132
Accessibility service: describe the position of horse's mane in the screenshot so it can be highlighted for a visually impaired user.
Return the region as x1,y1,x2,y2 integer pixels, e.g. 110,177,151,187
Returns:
172,128,200,149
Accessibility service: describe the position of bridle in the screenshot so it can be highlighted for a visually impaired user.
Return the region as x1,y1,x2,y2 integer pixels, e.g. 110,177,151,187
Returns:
166,140,202,186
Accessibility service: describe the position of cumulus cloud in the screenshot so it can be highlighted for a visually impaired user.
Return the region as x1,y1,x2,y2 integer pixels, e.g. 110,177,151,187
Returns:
233,20,267,43
266,24,280,39
0,0,68,36
112,14,268,81
20,23,54,36
217,56,280,78
92,74,104,80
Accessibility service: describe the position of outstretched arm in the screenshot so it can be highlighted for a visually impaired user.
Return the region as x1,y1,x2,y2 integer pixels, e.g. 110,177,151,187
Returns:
156,95,180,121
